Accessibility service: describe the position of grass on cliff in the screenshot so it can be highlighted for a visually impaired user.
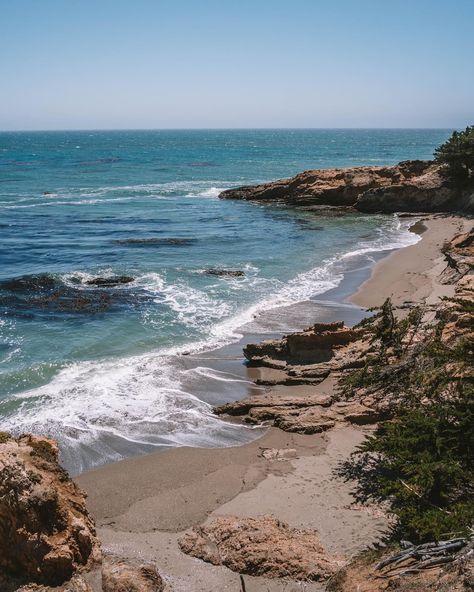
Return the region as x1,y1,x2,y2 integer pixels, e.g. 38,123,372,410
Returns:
339,298,474,543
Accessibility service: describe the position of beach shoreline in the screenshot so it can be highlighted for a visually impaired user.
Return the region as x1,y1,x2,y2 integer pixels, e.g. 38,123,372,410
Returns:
75,213,473,592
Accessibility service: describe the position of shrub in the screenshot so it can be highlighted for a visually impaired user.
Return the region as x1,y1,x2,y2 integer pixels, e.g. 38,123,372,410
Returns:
350,387,474,542
339,296,474,542
434,125,474,185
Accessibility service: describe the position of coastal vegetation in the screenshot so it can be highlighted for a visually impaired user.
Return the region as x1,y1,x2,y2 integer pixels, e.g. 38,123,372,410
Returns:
340,293,474,542
435,125,474,186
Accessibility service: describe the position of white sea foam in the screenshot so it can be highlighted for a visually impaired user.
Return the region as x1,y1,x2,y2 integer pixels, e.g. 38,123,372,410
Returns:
0,180,247,210
136,272,232,329
0,215,420,473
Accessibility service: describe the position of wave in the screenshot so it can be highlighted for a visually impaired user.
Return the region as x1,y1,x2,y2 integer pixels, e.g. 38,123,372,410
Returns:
0,215,420,473
0,180,248,210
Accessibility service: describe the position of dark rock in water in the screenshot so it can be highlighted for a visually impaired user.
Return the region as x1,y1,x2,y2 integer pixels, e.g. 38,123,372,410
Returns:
113,237,195,246
188,160,215,167
0,274,57,293
85,276,134,287
204,269,245,277
29,290,113,314
0,273,147,316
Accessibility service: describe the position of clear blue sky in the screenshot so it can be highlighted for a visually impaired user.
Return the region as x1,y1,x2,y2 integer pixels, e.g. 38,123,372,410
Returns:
1,0,473,130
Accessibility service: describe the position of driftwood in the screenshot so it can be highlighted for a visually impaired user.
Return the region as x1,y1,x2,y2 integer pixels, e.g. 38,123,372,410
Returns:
375,536,473,577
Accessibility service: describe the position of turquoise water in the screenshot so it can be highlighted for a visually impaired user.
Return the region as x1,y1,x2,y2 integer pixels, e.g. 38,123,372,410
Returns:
0,129,451,471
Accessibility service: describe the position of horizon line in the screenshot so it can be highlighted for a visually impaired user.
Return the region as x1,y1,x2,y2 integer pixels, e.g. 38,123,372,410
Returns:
0,126,458,134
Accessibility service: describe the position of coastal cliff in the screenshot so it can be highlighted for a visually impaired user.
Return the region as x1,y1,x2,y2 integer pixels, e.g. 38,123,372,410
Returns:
220,160,474,213
0,434,164,592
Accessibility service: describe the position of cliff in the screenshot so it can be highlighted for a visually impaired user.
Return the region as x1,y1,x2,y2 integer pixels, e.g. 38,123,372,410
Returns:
0,433,164,592
219,160,474,213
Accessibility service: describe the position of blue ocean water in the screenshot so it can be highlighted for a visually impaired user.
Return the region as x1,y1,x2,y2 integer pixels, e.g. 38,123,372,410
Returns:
0,129,451,472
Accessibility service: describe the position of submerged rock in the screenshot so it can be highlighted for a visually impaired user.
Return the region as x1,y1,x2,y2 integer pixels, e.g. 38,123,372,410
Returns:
179,515,339,581
0,273,147,316
0,274,58,293
113,237,195,246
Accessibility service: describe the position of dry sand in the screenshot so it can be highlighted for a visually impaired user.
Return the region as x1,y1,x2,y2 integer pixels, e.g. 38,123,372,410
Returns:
77,214,473,591
349,216,472,308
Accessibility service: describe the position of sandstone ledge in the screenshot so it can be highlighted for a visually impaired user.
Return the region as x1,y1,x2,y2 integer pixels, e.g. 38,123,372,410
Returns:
220,160,474,214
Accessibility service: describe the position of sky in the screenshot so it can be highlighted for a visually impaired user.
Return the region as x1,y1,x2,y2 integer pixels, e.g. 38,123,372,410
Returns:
1,0,473,130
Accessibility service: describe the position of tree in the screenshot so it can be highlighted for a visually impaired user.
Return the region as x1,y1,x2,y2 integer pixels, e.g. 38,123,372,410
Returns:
339,295,474,542
434,125,474,185
347,388,474,542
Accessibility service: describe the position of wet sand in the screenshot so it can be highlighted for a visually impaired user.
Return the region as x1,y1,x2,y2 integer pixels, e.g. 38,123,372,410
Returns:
76,214,472,591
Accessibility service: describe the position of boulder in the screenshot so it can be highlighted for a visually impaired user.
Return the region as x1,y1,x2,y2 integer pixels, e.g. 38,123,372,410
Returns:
179,515,339,581
101,557,164,592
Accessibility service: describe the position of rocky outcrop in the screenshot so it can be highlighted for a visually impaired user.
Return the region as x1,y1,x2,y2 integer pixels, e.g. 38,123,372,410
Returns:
220,160,474,214
215,320,377,433
244,321,363,367
0,434,165,592
179,515,339,581
440,230,474,283
0,434,101,589
216,228,474,434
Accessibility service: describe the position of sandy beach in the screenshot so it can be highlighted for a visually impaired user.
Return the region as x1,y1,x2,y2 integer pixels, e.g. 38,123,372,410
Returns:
76,215,473,592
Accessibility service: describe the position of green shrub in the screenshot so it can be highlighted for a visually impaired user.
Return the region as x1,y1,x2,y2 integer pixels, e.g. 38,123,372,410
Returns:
340,296,474,542
350,388,474,542
434,125,474,185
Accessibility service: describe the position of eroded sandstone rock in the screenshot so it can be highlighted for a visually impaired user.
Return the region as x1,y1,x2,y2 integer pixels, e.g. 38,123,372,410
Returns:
179,515,339,581
101,556,164,592
0,434,101,588
220,160,474,214
243,321,362,366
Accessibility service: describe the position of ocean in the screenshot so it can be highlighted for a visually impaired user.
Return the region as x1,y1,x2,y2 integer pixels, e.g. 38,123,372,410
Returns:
0,129,451,473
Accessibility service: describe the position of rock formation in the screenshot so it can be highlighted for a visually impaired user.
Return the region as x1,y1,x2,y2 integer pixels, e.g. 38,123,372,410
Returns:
179,515,339,581
215,320,379,433
0,433,164,592
204,269,245,277
216,228,474,435
0,434,101,589
101,557,164,592
219,160,474,214
85,276,134,287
